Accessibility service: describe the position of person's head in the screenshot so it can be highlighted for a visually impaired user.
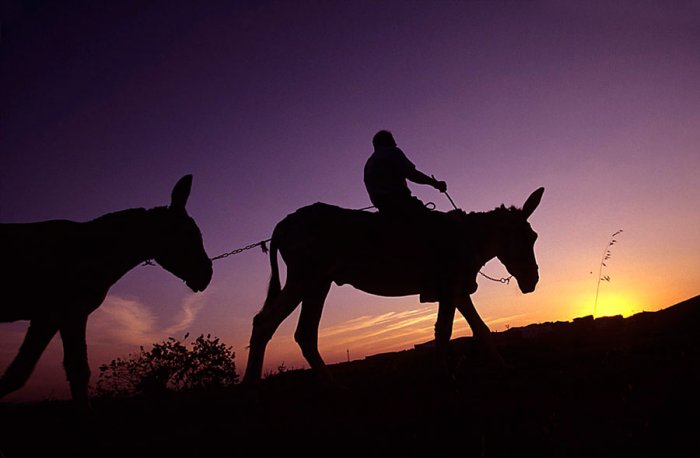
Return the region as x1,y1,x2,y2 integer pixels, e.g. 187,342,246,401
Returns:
372,130,397,148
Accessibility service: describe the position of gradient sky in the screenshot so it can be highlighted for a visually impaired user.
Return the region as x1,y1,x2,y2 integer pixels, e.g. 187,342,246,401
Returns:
2,1,699,401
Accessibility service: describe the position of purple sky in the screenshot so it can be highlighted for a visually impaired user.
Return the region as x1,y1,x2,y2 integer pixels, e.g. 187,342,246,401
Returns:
2,1,699,401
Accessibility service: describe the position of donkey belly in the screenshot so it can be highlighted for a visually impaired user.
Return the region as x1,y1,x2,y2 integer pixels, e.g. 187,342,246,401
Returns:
2,283,107,322
332,257,427,298
1,221,109,322
2,286,51,322
2,276,64,321
339,278,422,298
1,262,107,322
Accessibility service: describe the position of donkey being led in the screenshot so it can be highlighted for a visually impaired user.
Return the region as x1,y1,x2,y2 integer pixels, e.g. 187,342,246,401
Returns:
0,175,212,407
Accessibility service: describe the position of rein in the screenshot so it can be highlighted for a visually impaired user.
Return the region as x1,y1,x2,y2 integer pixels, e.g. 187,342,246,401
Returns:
444,191,459,211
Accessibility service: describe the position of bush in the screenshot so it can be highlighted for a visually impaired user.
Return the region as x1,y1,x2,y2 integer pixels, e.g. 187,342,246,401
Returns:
96,333,238,397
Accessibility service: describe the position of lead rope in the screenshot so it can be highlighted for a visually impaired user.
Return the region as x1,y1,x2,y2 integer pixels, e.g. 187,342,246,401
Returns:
210,239,271,260
142,239,271,267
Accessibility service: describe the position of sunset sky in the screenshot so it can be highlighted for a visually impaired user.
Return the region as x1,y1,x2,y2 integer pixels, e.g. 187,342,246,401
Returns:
2,1,699,401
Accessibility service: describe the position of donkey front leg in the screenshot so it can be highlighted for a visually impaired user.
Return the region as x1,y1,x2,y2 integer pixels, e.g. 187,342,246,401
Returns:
59,315,91,409
457,296,506,368
434,301,456,353
432,301,457,380
0,319,58,398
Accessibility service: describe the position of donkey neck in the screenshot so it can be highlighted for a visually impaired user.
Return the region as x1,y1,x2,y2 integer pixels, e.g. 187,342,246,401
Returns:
87,207,165,278
465,208,513,267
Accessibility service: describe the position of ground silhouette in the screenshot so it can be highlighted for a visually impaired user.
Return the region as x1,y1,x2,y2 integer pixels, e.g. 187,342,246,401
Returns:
245,188,544,383
0,175,212,407
2,295,697,457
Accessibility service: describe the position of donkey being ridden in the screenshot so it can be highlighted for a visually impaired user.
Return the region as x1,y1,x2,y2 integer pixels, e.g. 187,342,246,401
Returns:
0,175,212,407
244,187,545,383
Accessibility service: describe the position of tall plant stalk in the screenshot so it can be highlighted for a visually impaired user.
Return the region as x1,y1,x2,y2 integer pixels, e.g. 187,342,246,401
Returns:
593,229,623,317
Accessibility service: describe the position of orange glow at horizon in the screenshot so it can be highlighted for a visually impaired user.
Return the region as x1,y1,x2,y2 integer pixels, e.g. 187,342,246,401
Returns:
591,291,646,318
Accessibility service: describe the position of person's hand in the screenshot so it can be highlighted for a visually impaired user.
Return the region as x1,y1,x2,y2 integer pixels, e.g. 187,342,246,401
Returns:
434,179,447,193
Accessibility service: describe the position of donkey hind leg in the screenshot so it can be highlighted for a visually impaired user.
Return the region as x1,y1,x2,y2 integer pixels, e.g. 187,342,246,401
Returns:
244,284,303,384
456,296,505,368
0,319,58,398
294,281,332,381
60,315,91,408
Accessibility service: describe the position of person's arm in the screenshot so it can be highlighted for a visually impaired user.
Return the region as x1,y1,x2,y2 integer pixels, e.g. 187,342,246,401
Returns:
395,147,447,192
407,168,447,192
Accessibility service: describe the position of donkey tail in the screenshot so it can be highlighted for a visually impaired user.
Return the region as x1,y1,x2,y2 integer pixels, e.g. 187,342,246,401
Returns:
262,236,281,310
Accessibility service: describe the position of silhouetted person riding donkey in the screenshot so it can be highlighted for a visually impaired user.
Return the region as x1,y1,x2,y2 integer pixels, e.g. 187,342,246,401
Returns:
364,130,447,216
244,128,545,384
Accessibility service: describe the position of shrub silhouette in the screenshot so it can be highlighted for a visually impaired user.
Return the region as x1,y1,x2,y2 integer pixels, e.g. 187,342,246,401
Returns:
96,334,238,397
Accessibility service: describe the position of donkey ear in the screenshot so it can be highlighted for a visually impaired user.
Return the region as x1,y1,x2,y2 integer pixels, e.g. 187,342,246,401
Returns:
522,187,544,219
170,175,193,211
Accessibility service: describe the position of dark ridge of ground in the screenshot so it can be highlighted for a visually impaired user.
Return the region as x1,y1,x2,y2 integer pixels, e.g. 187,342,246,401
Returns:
1,295,699,458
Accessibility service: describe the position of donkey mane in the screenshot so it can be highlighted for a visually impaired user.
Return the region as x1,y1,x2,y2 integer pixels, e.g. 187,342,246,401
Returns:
89,206,166,226
448,204,521,218
445,204,523,230
90,207,147,222
87,207,175,239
